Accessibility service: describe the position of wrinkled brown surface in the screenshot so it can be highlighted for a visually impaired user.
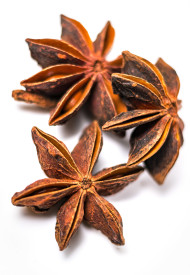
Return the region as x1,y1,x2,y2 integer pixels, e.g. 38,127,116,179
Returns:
55,189,86,250
146,121,182,184
12,121,143,250
84,188,125,245
103,51,183,184
12,89,57,109
12,15,127,127
92,164,143,195
12,178,80,213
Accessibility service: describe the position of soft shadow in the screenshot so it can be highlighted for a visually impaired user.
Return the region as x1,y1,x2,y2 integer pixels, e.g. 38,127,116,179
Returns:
107,166,183,204
59,111,86,139
152,172,181,195
113,244,127,254
82,102,95,122
104,171,153,203
21,200,63,219
83,221,127,254
139,167,182,196
82,220,91,229
104,131,130,150
63,226,84,257
19,104,50,114
106,181,144,203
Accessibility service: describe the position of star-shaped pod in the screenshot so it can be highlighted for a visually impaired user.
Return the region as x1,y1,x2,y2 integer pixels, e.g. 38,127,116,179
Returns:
12,121,143,250
12,15,127,126
103,51,184,184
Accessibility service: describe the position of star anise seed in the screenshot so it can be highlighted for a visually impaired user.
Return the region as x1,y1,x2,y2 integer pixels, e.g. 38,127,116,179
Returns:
12,15,127,127
103,51,184,184
12,121,143,250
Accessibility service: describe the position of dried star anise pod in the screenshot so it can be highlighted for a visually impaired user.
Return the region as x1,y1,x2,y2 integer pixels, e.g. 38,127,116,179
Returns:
12,121,143,250
12,15,127,127
103,51,184,184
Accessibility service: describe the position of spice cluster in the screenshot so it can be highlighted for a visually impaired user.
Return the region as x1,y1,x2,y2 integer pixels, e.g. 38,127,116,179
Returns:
11,15,183,251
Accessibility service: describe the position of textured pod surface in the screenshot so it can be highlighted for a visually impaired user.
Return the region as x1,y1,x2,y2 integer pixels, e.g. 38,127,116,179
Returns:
103,51,184,184
55,189,86,250
145,120,182,184
32,127,82,180
12,90,58,109
84,188,125,245
12,178,80,213
92,164,143,195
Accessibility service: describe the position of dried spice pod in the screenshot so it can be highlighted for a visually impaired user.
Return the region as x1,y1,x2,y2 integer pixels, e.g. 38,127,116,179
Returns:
12,15,127,127
12,121,143,251
103,51,184,184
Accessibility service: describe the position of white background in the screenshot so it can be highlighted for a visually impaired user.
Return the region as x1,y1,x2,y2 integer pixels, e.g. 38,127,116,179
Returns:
1,0,190,274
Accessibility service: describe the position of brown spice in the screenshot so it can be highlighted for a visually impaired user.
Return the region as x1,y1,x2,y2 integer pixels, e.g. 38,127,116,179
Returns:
12,121,143,250
103,51,184,184
12,15,127,126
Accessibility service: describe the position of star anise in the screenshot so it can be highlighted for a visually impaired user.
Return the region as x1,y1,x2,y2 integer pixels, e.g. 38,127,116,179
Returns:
103,51,184,184
11,121,143,250
12,15,127,126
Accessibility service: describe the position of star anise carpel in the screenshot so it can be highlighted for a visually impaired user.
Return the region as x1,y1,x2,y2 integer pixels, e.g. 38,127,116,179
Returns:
12,15,127,126
103,51,184,184
12,121,143,250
